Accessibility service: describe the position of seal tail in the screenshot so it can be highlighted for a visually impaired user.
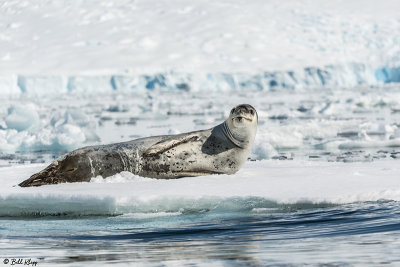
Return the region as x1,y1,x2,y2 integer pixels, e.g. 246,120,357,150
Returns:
19,162,61,187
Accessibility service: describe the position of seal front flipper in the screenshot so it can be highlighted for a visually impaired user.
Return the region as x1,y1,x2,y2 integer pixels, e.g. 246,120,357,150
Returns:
143,133,200,157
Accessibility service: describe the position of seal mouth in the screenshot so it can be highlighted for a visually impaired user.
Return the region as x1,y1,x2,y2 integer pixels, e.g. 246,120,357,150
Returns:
232,115,253,122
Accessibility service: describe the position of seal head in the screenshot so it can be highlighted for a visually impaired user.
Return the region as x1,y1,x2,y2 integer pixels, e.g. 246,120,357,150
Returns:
223,104,258,148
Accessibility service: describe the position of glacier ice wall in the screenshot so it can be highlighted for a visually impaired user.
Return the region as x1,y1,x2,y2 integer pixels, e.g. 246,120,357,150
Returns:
1,64,400,97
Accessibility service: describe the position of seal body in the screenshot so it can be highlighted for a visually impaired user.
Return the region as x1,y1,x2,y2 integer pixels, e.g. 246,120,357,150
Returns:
19,104,257,187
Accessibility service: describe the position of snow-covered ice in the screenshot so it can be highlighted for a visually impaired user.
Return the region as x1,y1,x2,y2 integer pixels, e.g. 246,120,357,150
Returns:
0,0,399,218
1,160,399,217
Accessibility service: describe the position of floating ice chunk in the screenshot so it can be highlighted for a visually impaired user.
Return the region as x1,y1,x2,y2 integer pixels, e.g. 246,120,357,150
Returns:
251,140,278,160
0,129,19,152
82,128,101,143
35,128,55,147
3,106,99,152
49,109,99,144
56,124,86,148
5,104,40,131
65,110,91,126
360,130,373,141
263,128,303,150
0,122,97,153
357,123,398,140
51,109,92,127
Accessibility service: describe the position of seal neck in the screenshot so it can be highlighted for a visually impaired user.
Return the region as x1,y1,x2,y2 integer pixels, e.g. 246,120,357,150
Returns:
221,121,249,149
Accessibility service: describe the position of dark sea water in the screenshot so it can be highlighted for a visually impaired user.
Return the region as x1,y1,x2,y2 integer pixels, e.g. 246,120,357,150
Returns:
1,200,400,266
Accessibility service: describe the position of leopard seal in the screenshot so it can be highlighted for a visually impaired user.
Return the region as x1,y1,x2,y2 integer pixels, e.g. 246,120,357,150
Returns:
19,104,258,187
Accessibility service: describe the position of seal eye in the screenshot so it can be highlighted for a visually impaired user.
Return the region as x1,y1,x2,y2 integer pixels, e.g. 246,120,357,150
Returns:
231,109,235,114
250,110,254,115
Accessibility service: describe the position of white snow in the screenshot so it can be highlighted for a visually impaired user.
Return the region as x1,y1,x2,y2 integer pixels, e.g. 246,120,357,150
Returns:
0,160,399,217
0,0,400,95
1,0,399,75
